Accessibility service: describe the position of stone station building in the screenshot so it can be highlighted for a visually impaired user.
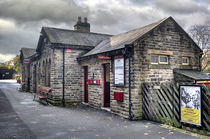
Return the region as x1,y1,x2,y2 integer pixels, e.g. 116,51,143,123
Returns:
21,16,204,119
20,48,36,92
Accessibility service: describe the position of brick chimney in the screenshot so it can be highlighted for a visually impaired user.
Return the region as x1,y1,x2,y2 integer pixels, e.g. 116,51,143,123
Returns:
74,16,90,32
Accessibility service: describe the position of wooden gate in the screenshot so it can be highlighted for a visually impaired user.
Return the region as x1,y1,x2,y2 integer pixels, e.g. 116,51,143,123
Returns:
142,82,210,132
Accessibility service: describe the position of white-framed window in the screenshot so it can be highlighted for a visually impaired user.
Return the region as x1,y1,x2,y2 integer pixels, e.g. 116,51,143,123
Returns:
159,55,168,64
182,57,189,65
150,55,159,64
150,55,168,64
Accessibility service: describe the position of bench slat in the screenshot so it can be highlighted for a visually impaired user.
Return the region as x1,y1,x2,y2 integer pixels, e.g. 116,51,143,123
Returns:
39,88,51,93
35,94,47,99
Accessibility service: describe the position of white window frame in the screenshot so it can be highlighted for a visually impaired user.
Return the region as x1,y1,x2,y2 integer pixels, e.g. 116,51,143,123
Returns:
159,55,168,64
182,57,189,65
150,55,168,65
150,55,159,65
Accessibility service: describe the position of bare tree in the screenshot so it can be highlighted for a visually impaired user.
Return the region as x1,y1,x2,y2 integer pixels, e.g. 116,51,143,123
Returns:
189,25,210,71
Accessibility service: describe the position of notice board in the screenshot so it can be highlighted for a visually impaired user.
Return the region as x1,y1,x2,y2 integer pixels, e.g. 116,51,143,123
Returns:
180,85,201,126
114,56,124,86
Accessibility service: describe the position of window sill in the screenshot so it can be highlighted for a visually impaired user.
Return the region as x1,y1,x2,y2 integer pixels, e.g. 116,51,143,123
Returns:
150,64,171,69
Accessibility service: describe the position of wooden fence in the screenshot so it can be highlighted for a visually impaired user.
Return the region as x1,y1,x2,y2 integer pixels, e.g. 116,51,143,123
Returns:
142,82,210,132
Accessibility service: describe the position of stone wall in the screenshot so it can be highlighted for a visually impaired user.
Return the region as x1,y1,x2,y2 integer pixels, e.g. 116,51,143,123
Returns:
26,17,202,119
80,58,110,107
80,55,141,119
21,62,30,92
132,18,202,119
38,43,53,88
29,60,39,93
29,62,34,93
28,38,53,95
51,48,85,103
134,18,201,84
79,18,202,119
109,55,142,119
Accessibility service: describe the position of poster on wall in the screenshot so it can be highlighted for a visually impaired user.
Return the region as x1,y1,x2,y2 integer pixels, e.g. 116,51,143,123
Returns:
180,85,201,126
114,56,124,85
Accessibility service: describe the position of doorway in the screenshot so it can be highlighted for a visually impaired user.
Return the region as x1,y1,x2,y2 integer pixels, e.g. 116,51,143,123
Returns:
84,66,88,103
33,65,37,93
103,64,110,107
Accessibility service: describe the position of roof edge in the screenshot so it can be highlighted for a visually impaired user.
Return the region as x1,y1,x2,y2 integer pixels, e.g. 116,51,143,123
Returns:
42,26,113,37
129,16,170,45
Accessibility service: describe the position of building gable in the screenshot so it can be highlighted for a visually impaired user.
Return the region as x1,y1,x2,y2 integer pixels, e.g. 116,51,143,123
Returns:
80,17,202,59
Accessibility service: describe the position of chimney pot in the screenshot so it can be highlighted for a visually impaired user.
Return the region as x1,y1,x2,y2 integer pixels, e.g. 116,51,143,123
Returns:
74,16,90,32
78,16,81,22
84,17,87,23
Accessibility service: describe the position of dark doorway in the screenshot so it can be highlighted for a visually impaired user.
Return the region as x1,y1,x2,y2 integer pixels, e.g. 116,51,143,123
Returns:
27,77,30,92
27,64,31,92
84,66,88,103
104,64,110,107
33,65,37,93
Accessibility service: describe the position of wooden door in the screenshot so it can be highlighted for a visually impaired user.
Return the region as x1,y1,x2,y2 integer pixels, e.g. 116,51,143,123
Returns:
104,64,110,107
84,66,88,103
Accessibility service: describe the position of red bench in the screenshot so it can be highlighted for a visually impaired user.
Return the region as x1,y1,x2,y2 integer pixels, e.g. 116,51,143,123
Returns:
33,87,51,104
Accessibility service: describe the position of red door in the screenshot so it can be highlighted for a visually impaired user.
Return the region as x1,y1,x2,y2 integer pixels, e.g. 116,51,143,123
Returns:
84,66,88,103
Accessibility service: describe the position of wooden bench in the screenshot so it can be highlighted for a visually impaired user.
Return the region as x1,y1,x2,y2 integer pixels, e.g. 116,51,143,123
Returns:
33,87,51,105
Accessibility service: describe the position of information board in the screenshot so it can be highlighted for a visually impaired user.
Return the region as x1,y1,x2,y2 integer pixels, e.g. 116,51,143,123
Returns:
180,85,201,126
114,56,124,85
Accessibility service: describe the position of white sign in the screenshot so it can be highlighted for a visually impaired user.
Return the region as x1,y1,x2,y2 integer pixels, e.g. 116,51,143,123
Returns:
180,85,201,126
23,59,31,64
114,56,124,85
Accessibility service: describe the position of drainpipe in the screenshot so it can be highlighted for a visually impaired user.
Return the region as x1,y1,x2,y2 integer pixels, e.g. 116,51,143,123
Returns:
62,48,65,107
199,53,202,71
127,46,133,120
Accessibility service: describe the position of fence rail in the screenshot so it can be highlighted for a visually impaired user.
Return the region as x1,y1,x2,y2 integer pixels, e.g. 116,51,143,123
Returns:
142,82,210,132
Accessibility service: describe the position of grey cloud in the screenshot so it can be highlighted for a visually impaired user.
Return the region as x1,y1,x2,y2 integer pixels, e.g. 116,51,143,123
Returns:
0,0,209,63
155,0,210,15
0,0,90,61
90,10,118,26
0,29,37,55
0,0,89,24
0,19,75,56
91,7,163,35
129,0,155,5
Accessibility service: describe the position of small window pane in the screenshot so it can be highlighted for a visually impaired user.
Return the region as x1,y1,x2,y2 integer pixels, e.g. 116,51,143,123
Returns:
182,57,189,65
160,56,168,63
151,55,158,64
182,58,188,63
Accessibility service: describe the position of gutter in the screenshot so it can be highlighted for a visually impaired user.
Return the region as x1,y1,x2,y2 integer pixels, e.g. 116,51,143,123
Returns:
126,45,134,120
62,48,65,107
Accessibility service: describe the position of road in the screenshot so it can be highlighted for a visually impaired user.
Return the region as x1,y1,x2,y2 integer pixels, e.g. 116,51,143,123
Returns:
0,80,200,139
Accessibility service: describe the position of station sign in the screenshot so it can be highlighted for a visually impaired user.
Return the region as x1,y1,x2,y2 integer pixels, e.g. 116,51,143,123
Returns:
66,48,72,53
23,59,31,64
97,55,110,60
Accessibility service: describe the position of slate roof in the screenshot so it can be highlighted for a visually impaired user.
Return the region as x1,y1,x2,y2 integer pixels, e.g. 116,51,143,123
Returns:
20,48,36,58
82,17,169,57
81,16,202,58
174,69,210,81
42,27,112,48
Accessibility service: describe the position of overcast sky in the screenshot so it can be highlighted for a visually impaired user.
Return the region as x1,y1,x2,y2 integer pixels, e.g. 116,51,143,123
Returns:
0,0,209,62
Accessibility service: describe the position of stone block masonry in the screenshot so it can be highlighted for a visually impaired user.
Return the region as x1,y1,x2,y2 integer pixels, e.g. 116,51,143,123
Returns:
79,18,202,119
51,48,85,104
25,17,202,120
80,55,142,119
